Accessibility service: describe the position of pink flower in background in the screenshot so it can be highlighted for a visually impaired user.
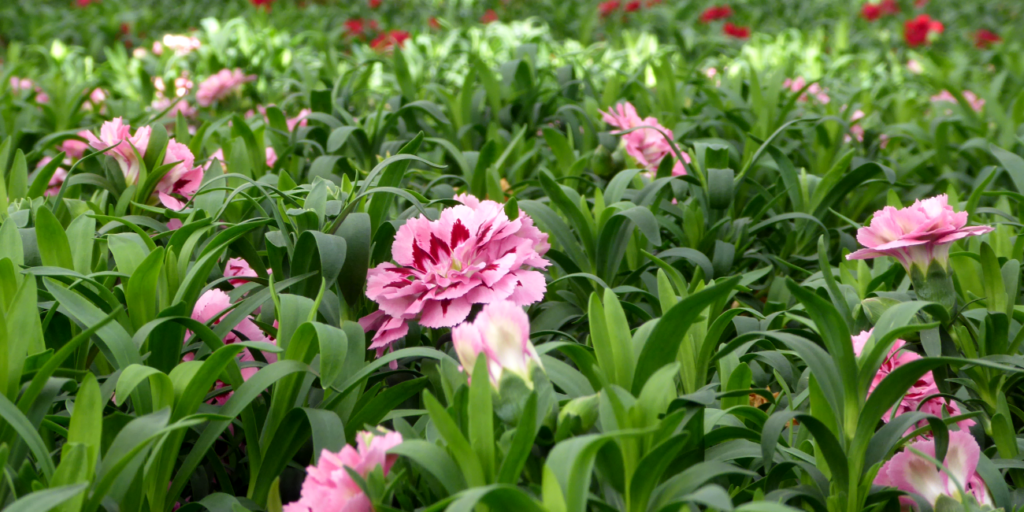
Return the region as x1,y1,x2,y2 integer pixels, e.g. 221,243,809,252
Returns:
284,430,402,512
83,117,152,185
152,97,197,118
360,195,550,362
59,131,91,159
930,90,985,113
852,330,974,434
36,157,69,197
85,87,107,110
846,109,865,143
846,195,993,272
875,431,991,508
196,68,255,107
907,60,924,74
204,148,226,173
161,34,201,55
287,109,311,131
156,139,204,210
452,300,543,386
224,257,269,286
9,77,48,103
265,147,278,168
183,289,277,405
783,76,830,104
481,9,499,24
602,102,690,175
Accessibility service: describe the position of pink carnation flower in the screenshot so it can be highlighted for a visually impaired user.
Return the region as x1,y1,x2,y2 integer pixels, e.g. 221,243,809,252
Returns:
284,430,403,512
83,117,152,185
852,330,973,434
224,257,269,287
59,131,91,159
931,90,985,113
288,108,311,131
196,68,255,107
156,139,204,210
161,34,201,55
875,431,991,508
183,289,277,405
846,195,992,272
452,300,543,387
602,102,689,176
266,147,278,168
152,97,197,118
204,148,226,172
36,157,69,197
783,76,831,104
359,195,551,361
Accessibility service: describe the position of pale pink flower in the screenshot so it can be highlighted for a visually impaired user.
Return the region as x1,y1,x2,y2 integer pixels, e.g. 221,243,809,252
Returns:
846,195,993,272
266,147,278,168
931,90,984,113
784,77,831,104
151,41,164,56
359,195,550,361
452,300,543,386
875,431,991,508
83,117,152,185
152,97,197,118
224,257,267,287
287,108,311,131
704,67,718,78
167,218,184,230
59,131,91,159
36,157,69,197
846,109,866,143
907,59,924,74
9,77,47,103
196,68,255,107
204,148,226,172
602,102,690,175
852,329,974,433
284,430,403,512
156,139,204,210
161,34,201,55
183,289,277,405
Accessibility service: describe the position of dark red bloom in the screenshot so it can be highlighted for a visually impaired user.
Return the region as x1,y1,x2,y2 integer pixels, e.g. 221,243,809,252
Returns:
598,0,620,17
880,0,900,15
429,17,442,30
120,23,130,36
250,0,273,5
481,9,498,24
76,0,95,7
369,0,381,8
975,29,1001,48
723,22,749,39
345,19,369,37
904,14,943,47
371,30,410,52
624,0,641,12
700,5,733,23
914,0,928,6
861,3,881,21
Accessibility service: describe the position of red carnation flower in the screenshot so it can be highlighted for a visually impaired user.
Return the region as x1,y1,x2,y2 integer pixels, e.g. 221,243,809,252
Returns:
914,0,928,6
76,0,95,6
481,9,498,24
975,29,1000,48
371,30,410,52
250,0,273,6
345,19,369,37
723,22,749,39
861,3,881,21
598,0,620,17
880,0,900,15
700,5,733,23
369,0,381,8
625,0,641,12
904,14,943,47
429,17,442,30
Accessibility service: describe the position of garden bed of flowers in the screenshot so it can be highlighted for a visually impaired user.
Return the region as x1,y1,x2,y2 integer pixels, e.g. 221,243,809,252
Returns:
0,0,1023,510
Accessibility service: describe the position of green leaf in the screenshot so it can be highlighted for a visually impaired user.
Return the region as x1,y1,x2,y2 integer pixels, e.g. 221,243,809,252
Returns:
990,144,1024,194
496,392,538,484
390,440,467,495
7,149,28,200
469,357,496,482
5,484,89,512
35,206,74,270
632,277,739,394
423,390,486,487
125,247,165,332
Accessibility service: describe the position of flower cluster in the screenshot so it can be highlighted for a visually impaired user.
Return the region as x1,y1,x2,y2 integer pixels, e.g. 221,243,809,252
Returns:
153,34,201,55
861,0,899,22
931,90,985,113
700,5,733,23
846,195,992,273
285,430,403,512
84,117,152,185
360,195,550,361
852,330,973,434
196,68,256,107
602,102,689,176
904,14,943,47
783,77,830,104
876,432,991,508
157,140,204,210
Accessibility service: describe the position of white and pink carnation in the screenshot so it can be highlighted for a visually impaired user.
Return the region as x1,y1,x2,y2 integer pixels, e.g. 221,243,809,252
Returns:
359,194,550,361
